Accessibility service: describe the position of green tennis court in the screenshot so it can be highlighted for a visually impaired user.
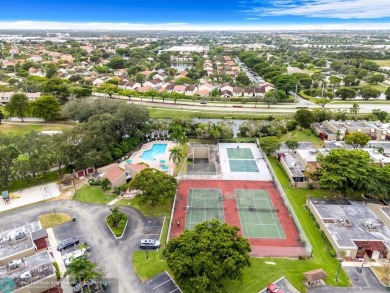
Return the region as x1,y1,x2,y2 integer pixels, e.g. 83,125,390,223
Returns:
227,148,254,159
229,160,259,172
185,188,225,230
235,189,286,239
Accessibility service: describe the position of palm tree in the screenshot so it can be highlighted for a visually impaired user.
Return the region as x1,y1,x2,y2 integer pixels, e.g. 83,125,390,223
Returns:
65,257,101,293
350,102,360,116
169,146,184,165
108,206,125,229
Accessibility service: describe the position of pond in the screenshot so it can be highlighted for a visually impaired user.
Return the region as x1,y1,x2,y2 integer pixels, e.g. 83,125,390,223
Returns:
169,63,194,71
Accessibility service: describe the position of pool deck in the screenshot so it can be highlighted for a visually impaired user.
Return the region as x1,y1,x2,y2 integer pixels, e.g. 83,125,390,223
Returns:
218,143,272,181
120,140,177,176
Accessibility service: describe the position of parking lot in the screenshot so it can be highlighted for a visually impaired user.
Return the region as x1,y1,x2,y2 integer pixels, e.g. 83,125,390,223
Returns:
0,200,165,293
144,271,182,293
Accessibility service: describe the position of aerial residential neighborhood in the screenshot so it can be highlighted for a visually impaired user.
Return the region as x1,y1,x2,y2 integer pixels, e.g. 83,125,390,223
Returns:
1,1,390,293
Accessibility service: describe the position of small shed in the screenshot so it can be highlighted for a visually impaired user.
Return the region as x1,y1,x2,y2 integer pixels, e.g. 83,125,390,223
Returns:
61,174,75,188
304,268,328,286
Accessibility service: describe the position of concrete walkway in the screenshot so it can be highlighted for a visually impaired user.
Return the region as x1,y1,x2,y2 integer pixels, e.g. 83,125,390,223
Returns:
46,228,73,293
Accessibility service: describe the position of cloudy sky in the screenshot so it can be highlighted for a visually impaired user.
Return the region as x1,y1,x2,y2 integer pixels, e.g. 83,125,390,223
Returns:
0,0,389,30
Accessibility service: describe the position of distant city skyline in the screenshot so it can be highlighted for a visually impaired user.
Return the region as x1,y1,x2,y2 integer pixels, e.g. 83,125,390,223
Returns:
0,0,389,30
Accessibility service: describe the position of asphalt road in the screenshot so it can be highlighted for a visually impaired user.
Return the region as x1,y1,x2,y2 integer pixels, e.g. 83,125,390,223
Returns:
309,267,387,293
0,200,162,293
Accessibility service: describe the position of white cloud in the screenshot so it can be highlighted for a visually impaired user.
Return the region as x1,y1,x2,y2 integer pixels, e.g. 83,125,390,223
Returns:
245,17,261,20
248,0,390,19
0,20,390,31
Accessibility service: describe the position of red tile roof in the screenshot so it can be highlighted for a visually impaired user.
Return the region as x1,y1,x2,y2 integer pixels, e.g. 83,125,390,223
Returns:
105,167,125,183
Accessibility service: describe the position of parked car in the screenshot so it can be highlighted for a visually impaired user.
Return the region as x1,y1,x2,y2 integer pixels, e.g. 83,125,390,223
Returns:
200,101,207,105
57,237,79,251
64,248,87,266
72,279,96,293
267,284,284,293
139,239,161,249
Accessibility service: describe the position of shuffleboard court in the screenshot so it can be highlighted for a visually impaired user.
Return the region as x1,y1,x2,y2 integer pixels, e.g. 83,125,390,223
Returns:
185,188,225,230
229,160,259,172
235,189,286,239
227,148,254,160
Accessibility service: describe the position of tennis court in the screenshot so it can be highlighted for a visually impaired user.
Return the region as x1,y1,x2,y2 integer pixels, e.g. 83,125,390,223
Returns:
227,148,254,160
185,188,225,230
229,160,259,172
235,189,286,239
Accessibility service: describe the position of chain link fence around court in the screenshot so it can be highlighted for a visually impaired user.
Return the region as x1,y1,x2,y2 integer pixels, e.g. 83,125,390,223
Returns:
257,141,313,256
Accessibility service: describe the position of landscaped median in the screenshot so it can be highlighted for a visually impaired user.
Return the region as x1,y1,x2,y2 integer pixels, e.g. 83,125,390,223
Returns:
105,206,128,239
39,212,72,228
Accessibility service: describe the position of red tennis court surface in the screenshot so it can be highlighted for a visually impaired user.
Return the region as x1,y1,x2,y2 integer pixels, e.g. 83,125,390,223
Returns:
170,180,309,258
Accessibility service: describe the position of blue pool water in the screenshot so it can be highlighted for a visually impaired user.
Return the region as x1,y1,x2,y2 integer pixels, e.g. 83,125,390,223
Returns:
140,144,168,161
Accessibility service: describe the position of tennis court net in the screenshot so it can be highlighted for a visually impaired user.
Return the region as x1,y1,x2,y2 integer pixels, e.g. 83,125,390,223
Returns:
235,207,279,212
184,206,227,210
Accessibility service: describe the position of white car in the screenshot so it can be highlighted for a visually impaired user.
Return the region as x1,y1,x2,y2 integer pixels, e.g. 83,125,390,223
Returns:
64,248,87,266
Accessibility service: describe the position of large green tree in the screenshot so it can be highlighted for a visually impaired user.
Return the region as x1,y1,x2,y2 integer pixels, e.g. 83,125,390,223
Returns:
336,88,356,100
129,168,178,206
5,93,29,122
30,95,61,122
294,109,315,130
344,132,370,148
317,149,379,196
0,134,19,188
163,220,251,293
273,75,300,94
385,87,390,100
359,87,381,100
259,136,281,155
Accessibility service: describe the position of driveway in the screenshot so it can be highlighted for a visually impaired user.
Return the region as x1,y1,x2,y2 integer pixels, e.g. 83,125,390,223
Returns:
309,267,387,293
0,200,163,293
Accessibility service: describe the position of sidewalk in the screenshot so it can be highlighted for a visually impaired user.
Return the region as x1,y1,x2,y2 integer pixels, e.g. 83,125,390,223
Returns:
47,228,73,293
342,261,383,267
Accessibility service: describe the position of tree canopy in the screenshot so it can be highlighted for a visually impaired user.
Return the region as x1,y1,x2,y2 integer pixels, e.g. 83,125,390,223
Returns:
344,133,370,148
5,93,29,121
317,149,379,196
259,136,281,155
30,95,61,122
163,220,251,293
294,109,315,130
129,168,178,206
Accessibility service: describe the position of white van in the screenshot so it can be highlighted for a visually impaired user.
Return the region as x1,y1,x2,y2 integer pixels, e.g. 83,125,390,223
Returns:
64,248,87,266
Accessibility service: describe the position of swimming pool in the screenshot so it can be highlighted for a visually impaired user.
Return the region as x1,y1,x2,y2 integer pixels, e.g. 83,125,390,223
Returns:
140,144,168,161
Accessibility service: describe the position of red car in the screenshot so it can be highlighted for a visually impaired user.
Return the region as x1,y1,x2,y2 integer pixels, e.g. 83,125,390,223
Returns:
267,284,284,293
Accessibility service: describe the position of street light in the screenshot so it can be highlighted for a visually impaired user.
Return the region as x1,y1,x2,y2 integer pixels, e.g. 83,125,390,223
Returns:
359,262,366,273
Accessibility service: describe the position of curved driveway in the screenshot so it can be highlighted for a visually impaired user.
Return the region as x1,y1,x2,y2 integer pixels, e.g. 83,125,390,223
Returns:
0,200,148,293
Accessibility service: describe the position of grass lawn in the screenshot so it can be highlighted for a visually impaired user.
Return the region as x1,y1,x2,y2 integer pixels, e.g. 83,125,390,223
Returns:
0,123,73,136
279,128,324,147
370,60,390,67
148,107,290,120
1,170,61,193
39,213,72,228
119,196,173,217
132,216,170,281
74,185,117,204
330,100,390,104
